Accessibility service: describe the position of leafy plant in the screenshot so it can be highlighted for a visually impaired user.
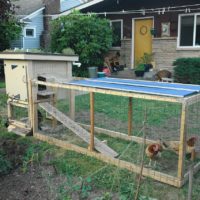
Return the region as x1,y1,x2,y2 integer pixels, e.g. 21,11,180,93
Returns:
136,53,154,65
62,48,75,55
0,152,12,175
173,58,200,84
51,11,113,76
0,0,22,51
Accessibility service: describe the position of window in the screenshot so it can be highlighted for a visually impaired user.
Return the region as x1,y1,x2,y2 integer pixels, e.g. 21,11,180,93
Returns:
178,14,200,47
24,27,36,38
110,20,123,47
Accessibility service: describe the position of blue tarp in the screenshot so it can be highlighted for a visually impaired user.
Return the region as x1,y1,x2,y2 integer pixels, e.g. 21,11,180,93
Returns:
69,78,200,98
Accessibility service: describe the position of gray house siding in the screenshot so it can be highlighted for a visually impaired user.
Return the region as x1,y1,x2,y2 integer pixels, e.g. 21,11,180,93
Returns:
23,9,44,49
11,9,44,50
10,36,23,49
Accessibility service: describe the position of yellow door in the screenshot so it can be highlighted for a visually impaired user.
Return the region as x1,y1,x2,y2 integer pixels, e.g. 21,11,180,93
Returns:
134,18,153,66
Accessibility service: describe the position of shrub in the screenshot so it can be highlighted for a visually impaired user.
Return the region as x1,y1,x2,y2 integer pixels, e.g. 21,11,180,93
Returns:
173,58,200,84
51,11,113,76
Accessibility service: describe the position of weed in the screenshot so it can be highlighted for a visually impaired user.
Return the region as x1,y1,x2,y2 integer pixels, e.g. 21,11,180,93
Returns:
0,152,12,175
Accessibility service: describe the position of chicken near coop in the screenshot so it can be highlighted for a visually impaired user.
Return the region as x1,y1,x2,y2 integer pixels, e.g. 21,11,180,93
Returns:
145,143,163,167
162,136,198,161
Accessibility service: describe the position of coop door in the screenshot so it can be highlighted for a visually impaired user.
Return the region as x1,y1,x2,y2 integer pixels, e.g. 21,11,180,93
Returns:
134,18,153,66
4,61,28,101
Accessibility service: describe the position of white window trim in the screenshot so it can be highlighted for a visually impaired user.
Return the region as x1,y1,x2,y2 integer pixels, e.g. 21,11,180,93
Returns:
110,19,123,47
177,13,200,49
24,27,36,38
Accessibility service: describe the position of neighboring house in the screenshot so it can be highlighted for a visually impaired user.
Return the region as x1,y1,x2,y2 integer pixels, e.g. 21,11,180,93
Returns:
11,0,44,50
59,0,200,70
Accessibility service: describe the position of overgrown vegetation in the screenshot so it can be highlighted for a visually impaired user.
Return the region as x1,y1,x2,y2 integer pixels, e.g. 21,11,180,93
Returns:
173,58,200,84
0,81,5,88
0,0,22,51
51,11,113,77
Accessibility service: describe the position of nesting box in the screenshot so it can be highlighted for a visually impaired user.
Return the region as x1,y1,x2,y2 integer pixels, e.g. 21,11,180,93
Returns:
0,52,78,101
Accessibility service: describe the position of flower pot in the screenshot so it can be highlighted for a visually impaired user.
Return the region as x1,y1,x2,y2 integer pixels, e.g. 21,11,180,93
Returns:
135,70,145,77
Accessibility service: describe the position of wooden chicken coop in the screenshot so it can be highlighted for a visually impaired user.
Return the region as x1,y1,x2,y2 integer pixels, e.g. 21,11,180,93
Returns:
0,52,78,134
27,77,200,188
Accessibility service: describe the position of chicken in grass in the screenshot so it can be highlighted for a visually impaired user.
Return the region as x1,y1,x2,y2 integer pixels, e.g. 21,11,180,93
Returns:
163,136,198,161
145,143,163,167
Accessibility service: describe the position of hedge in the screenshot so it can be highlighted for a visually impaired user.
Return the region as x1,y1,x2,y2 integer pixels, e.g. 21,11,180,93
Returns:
173,58,200,84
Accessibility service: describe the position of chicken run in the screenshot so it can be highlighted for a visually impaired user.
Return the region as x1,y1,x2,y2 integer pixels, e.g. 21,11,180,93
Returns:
5,76,200,188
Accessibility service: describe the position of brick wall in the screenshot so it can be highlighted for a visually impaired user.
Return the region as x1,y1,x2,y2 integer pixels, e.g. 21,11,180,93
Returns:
153,38,200,71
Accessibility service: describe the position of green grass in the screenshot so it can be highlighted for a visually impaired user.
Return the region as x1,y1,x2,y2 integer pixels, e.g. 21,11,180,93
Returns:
0,81,5,88
57,93,181,127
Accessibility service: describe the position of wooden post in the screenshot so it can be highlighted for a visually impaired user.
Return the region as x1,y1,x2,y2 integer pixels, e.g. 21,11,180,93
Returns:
89,92,95,151
178,102,187,179
52,92,57,128
69,90,75,121
188,165,194,200
7,99,12,120
29,80,38,134
128,97,133,136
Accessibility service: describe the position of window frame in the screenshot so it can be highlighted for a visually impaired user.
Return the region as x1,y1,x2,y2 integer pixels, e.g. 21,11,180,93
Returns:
110,19,123,48
177,13,200,49
24,27,36,38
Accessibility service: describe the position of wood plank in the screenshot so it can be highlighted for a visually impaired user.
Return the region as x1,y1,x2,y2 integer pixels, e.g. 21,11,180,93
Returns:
34,132,181,187
10,101,28,108
39,102,118,158
128,97,132,136
79,123,158,145
177,103,187,179
8,125,31,137
89,92,95,151
33,80,182,103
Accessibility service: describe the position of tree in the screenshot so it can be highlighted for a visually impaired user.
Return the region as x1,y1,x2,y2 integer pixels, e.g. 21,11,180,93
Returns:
51,11,113,69
0,0,21,51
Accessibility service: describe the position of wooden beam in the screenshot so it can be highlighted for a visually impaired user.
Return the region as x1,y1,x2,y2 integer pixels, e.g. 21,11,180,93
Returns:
89,92,95,151
79,123,160,145
10,101,28,109
52,93,57,128
34,132,181,187
33,80,182,103
177,103,187,179
69,90,75,120
128,97,133,136
182,162,200,186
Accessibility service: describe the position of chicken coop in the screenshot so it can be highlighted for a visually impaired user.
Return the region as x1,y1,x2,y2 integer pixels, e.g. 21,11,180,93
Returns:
26,77,200,188
0,52,78,135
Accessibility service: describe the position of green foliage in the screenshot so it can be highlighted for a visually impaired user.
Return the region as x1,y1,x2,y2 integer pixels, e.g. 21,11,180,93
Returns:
62,48,75,55
173,58,200,84
136,53,154,65
0,0,22,51
0,81,5,88
0,152,12,175
51,11,113,72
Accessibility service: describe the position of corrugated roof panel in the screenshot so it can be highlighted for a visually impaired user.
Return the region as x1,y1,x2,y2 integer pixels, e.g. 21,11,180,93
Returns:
68,78,200,98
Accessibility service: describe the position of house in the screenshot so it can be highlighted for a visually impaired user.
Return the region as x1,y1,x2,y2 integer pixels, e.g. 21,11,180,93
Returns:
59,0,200,70
10,0,89,50
11,0,45,50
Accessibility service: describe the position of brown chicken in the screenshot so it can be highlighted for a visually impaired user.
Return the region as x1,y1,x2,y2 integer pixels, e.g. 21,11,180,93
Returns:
163,136,198,161
145,143,163,167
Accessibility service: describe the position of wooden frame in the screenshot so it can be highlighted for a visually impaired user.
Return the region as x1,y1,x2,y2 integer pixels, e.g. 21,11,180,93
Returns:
11,79,200,188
